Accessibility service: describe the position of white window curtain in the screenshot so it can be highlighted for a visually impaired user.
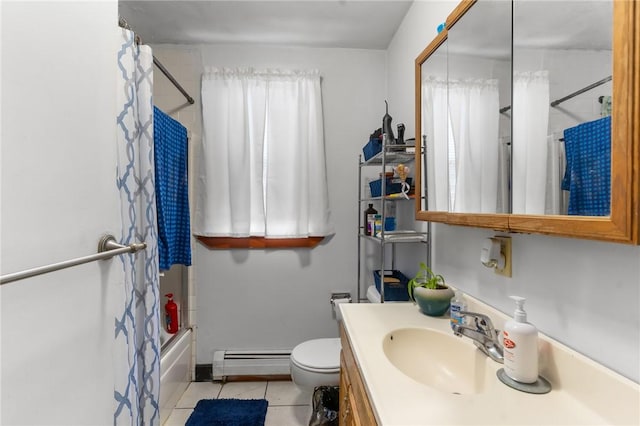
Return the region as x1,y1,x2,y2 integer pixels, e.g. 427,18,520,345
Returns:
512,70,550,215
422,77,450,211
448,78,500,213
196,68,333,238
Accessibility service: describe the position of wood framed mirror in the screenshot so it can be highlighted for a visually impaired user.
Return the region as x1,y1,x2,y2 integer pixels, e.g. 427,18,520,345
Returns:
414,0,639,244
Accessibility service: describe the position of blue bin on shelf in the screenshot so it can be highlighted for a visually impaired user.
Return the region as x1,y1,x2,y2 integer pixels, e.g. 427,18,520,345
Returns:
362,137,382,161
373,270,410,301
369,177,412,197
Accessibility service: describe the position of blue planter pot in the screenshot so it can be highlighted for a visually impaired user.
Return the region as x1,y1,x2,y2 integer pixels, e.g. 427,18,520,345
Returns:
412,286,455,317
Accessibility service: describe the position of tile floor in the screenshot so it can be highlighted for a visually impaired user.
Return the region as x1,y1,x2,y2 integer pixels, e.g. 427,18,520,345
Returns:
165,381,313,426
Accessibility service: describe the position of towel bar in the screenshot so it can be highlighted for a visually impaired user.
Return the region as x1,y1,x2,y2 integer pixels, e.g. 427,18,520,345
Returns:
0,234,146,285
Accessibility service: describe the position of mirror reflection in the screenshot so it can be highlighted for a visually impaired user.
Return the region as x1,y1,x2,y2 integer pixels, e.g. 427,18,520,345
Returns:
421,38,447,212
421,0,511,214
420,0,613,217
447,1,511,214
512,0,612,216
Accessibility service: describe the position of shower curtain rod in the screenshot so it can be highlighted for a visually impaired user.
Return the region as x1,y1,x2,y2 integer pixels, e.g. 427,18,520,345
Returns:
0,235,146,285
118,17,195,105
499,75,612,114
153,57,195,105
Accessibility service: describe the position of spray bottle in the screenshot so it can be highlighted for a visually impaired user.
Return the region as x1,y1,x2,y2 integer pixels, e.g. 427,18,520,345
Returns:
165,293,179,334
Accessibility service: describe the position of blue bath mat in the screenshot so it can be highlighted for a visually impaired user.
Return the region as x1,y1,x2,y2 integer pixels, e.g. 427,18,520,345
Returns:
185,398,268,426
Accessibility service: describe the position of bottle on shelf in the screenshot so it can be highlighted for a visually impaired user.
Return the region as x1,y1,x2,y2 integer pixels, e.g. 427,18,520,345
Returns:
373,214,382,237
384,202,396,231
364,204,378,236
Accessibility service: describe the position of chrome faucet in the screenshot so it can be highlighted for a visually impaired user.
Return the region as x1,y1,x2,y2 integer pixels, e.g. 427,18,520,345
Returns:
452,311,504,364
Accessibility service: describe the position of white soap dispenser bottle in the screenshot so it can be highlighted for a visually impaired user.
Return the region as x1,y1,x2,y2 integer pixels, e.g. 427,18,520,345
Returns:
503,296,539,383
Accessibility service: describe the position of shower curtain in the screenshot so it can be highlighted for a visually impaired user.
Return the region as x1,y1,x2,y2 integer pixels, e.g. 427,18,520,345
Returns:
545,133,568,214
114,27,160,426
497,137,511,214
512,71,550,215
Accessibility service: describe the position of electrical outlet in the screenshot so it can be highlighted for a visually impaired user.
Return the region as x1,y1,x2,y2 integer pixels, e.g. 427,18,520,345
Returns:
494,236,512,277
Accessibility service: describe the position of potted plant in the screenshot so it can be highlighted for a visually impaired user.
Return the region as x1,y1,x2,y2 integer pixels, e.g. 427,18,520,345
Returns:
407,262,454,316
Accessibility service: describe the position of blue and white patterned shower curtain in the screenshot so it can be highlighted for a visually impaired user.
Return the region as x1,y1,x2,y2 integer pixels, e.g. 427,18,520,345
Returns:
114,27,160,426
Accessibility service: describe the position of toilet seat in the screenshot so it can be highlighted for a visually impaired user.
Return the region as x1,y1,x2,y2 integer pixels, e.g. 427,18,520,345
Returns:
290,338,341,372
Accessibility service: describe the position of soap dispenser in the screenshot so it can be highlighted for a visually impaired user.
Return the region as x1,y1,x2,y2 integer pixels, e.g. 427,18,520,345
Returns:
503,296,538,383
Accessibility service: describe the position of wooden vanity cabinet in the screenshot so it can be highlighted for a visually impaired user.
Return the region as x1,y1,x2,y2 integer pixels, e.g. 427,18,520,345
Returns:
339,324,378,426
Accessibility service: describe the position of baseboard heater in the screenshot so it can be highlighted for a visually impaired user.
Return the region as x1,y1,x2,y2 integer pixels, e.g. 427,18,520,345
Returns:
212,350,292,380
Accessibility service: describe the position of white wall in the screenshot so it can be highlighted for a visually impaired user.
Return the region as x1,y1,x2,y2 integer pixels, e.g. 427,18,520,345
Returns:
516,47,612,133
150,44,388,363
1,1,122,424
387,0,640,383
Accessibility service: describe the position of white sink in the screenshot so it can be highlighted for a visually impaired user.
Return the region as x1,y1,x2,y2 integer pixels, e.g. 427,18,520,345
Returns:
382,327,491,395
341,302,640,425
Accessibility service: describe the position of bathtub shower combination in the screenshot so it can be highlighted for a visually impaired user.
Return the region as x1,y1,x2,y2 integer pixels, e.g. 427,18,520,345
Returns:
160,328,193,424
115,17,196,426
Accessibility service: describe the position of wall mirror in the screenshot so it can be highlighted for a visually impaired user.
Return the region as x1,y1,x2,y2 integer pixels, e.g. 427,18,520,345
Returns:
415,0,639,243
512,0,612,217
420,32,447,213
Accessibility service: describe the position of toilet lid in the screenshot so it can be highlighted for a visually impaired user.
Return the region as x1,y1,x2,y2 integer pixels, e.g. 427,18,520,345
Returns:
291,338,341,370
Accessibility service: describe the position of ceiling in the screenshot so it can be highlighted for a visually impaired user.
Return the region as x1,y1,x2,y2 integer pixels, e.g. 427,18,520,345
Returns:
118,1,414,49
513,1,612,50
443,1,612,60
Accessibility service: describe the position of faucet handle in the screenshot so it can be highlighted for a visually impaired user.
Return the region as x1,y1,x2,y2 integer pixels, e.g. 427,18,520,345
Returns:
458,311,498,337
452,311,504,364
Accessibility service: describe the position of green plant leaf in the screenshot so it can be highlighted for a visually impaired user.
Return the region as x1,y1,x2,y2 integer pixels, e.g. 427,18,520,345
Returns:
407,263,447,294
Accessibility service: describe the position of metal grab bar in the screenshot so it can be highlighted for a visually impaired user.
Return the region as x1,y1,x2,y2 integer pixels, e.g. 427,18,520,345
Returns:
0,234,146,285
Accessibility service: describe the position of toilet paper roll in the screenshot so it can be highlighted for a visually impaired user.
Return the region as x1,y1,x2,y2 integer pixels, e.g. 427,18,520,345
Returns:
331,297,351,321
331,297,351,306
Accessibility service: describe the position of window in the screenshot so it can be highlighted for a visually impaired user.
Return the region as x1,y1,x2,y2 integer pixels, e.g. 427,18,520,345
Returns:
195,68,334,247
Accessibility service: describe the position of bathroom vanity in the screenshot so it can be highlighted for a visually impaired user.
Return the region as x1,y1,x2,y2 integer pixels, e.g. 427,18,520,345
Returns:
338,300,640,425
339,325,377,426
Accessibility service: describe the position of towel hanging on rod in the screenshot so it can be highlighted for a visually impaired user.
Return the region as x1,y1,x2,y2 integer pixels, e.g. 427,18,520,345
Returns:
561,116,611,216
153,106,191,271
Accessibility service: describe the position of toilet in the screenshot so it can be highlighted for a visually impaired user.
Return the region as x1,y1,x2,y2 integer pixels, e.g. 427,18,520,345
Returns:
290,337,341,387
290,295,350,388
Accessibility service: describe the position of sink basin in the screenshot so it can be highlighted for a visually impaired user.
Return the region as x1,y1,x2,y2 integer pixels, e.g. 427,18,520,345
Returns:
382,327,491,395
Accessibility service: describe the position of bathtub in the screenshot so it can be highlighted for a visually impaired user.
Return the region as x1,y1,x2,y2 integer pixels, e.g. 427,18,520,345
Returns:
160,328,192,424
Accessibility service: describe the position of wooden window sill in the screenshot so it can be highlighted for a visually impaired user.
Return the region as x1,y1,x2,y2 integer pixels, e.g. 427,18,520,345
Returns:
195,235,325,249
